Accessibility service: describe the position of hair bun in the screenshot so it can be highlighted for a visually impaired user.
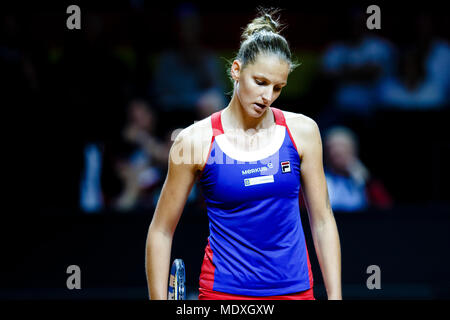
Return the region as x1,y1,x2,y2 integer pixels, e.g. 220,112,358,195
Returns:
241,8,281,41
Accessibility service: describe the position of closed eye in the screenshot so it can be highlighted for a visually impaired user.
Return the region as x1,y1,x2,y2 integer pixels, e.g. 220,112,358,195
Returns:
255,78,285,90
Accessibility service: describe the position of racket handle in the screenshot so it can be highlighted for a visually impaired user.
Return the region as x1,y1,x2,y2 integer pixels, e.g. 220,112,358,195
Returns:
168,259,186,300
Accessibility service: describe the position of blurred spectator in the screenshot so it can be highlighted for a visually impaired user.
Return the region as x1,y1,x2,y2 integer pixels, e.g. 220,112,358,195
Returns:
112,99,169,212
122,99,169,167
376,14,449,110
323,126,393,212
149,3,227,129
80,143,104,213
147,127,201,210
320,9,397,118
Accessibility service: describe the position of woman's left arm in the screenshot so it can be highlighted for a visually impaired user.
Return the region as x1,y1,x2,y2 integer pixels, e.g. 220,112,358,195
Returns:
294,117,342,300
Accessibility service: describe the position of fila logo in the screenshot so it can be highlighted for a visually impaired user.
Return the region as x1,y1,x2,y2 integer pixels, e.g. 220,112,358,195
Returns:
281,161,291,173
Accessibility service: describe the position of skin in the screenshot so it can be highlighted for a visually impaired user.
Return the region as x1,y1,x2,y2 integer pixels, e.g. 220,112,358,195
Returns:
146,53,342,300
325,133,357,176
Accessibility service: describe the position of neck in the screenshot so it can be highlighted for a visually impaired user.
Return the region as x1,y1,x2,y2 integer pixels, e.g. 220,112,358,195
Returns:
223,93,274,132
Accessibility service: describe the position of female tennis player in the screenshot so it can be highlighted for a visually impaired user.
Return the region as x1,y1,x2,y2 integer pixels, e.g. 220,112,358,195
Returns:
146,8,342,300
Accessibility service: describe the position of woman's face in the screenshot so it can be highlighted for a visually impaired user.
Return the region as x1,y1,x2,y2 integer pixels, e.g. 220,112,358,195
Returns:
232,54,289,118
325,134,356,174
129,101,154,131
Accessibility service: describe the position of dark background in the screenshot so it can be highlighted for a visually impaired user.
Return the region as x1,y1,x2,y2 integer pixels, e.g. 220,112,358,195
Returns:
1,0,449,299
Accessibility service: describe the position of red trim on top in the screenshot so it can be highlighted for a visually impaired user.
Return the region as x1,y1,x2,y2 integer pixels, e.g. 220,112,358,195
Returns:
304,242,314,288
198,111,223,180
271,107,299,153
270,107,285,126
199,239,215,291
211,110,224,136
197,135,214,180
198,287,315,300
273,107,310,286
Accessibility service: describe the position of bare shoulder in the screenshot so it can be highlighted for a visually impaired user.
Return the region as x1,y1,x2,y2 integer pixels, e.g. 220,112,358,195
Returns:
170,115,213,173
282,110,321,159
282,110,314,125
173,116,212,143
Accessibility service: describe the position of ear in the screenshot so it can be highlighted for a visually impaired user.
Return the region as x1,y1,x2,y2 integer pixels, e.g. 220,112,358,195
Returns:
230,60,241,81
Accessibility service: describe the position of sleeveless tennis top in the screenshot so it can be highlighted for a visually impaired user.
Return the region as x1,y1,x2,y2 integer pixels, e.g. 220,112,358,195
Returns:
197,107,314,296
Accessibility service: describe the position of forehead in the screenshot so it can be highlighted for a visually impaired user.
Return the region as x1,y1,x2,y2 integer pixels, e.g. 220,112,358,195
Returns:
244,54,290,83
327,134,354,147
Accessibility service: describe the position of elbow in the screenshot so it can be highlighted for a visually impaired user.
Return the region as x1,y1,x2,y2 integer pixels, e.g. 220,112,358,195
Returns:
310,210,336,234
147,223,174,247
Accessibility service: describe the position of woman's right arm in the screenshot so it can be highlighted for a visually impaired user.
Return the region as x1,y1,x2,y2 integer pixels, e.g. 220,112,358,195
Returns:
145,129,198,300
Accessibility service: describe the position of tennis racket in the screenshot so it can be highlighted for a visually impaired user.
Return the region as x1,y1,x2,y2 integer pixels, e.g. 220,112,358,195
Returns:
168,258,186,300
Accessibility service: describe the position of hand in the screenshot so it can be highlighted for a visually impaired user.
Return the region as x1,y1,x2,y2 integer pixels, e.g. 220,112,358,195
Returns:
348,159,370,185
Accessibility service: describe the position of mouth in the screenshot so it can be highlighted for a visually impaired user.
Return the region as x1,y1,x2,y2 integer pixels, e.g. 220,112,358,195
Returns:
253,103,267,110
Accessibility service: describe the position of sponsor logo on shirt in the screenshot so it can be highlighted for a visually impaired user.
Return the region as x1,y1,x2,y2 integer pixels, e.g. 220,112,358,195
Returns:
281,161,291,173
241,162,273,175
244,175,275,186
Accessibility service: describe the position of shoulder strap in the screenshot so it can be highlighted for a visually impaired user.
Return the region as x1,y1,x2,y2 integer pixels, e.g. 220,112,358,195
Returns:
211,110,224,137
271,107,299,152
271,107,286,126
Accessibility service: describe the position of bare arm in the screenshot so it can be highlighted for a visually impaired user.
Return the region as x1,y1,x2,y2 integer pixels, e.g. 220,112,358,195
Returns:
145,129,198,300
297,118,342,300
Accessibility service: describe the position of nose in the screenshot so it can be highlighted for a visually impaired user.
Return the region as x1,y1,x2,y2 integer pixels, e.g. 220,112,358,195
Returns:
262,86,273,104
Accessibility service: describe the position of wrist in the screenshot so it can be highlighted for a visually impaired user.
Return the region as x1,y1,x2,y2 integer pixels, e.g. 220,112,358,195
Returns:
327,293,342,300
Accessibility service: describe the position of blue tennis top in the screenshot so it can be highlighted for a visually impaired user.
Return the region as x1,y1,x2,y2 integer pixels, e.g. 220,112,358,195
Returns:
197,107,314,296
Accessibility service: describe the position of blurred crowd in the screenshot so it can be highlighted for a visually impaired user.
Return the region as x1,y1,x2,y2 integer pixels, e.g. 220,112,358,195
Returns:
1,4,448,214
